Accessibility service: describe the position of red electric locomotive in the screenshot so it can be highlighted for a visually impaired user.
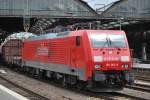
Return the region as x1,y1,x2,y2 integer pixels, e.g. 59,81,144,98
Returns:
22,30,134,92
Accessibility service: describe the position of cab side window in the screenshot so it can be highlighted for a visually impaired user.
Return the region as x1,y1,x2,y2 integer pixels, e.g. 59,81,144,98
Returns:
76,36,80,47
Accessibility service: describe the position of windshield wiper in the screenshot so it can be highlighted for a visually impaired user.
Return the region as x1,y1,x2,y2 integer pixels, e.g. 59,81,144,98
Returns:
101,38,109,48
108,38,120,48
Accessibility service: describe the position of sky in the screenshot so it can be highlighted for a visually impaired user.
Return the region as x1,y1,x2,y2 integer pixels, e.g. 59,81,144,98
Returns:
83,0,118,10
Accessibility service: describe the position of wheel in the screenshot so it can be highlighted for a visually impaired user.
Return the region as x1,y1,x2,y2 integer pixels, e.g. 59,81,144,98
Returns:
62,76,68,87
76,81,86,91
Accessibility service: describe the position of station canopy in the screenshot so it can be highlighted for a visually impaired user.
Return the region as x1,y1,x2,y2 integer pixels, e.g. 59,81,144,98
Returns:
100,0,150,20
0,0,98,19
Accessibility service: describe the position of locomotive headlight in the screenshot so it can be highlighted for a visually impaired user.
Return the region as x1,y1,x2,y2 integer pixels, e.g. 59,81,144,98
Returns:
94,56,103,62
121,56,130,62
122,64,129,68
95,64,102,69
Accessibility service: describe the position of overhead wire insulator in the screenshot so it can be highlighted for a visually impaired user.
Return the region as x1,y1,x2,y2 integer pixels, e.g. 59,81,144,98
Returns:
23,0,30,32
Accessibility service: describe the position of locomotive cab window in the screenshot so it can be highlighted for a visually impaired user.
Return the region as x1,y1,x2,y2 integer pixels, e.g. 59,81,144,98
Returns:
76,36,81,46
90,33,127,48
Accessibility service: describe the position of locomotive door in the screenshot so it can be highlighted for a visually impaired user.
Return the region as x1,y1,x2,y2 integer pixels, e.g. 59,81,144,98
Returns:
70,48,76,68
70,36,81,69
70,37,76,68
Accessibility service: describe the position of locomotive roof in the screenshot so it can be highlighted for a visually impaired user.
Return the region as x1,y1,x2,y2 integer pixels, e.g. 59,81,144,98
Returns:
26,31,70,41
25,30,125,41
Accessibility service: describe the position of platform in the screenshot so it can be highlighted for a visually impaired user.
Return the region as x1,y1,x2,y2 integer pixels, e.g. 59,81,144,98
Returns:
133,63,150,69
0,84,28,100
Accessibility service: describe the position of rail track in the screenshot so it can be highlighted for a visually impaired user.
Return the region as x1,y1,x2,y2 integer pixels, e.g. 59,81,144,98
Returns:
0,75,49,100
0,65,150,100
126,83,150,93
135,75,150,82
78,90,147,100
0,70,130,100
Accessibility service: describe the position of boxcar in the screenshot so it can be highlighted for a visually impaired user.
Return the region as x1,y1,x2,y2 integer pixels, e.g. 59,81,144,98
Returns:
2,39,22,66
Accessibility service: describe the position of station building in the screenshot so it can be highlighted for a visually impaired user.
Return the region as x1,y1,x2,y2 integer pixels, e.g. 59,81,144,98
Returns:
0,0,150,61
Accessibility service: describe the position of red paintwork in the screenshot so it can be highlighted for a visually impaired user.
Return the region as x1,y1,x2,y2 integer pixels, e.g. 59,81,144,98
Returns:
22,30,132,81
